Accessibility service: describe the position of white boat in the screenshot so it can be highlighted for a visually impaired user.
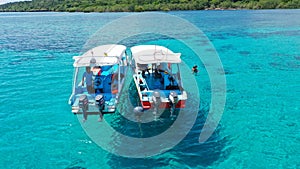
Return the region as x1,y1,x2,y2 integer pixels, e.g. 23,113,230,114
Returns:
130,45,187,118
68,44,128,120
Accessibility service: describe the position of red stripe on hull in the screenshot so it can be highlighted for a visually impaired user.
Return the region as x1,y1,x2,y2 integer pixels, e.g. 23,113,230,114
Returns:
141,100,186,109
176,100,186,108
141,101,151,109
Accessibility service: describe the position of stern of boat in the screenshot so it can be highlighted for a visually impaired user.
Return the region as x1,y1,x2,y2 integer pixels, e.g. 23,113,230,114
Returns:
70,93,117,114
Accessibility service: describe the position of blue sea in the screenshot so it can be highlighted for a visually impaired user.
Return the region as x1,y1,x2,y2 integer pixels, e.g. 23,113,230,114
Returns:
0,10,300,168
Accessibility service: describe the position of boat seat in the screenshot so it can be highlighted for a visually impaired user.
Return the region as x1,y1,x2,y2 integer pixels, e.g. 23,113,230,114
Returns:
164,74,179,90
103,74,112,93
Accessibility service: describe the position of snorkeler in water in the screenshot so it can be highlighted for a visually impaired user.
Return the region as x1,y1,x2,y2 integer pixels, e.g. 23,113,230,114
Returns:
192,65,198,75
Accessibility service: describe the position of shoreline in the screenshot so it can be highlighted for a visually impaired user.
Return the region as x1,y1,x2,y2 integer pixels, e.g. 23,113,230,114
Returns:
0,8,299,13
1,0,299,13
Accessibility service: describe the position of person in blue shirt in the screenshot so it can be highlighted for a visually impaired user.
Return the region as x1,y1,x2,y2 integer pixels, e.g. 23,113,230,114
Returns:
82,66,94,94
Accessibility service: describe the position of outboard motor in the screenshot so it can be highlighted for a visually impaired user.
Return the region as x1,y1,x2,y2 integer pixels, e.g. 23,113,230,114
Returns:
169,91,178,117
95,94,104,109
152,90,161,121
79,95,89,121
134,106,144,136
169,91,178,104
134,106,144,122
95,94,104,121
152,90,161,104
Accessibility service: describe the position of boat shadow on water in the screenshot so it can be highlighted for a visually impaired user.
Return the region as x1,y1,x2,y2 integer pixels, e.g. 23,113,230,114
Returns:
105,94,232,168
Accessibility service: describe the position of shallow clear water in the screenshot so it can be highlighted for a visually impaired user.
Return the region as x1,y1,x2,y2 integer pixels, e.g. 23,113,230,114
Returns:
0,10,299,168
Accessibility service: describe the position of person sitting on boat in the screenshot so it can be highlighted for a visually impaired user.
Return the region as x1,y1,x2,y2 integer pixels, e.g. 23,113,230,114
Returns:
82,66,94,94
192,65,198,75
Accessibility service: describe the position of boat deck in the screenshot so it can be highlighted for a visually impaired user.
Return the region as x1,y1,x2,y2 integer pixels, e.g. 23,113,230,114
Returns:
142,71,180,91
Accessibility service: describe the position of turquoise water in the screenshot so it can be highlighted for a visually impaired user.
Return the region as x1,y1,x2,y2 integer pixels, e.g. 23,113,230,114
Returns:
0,10,299,168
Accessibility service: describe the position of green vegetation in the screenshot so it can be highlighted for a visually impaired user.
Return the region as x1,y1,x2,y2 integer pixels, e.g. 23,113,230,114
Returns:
0,0,299,12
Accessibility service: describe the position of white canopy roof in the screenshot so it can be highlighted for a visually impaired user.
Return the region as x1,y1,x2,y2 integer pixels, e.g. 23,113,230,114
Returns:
131,45,181,64
73,44,126,67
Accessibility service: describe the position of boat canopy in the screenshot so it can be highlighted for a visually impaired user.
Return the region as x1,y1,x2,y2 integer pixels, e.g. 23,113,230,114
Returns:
131,45,181,64
73,44,126,67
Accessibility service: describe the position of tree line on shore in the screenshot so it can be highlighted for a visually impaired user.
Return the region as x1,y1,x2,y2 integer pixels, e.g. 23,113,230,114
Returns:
0,0,299,12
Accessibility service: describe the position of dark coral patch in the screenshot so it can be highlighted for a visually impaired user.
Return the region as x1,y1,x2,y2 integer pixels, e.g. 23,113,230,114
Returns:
239,51,250,56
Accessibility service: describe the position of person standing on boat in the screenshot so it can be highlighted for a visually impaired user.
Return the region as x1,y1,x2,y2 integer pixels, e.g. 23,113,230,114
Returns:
94,66,104,94
82,66,94,94
137,63,150,78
